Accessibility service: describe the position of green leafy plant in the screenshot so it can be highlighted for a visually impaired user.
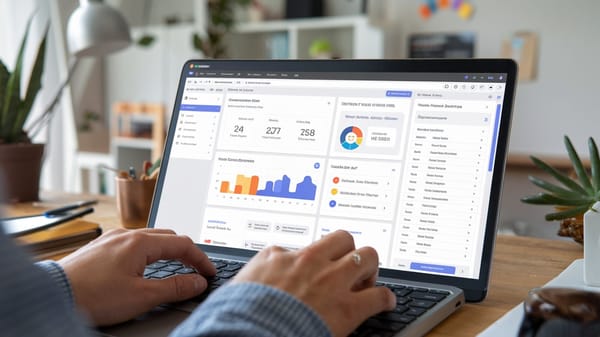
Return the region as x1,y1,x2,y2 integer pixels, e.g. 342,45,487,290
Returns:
521,135,600,221
0,16,48,144
192,0,251,58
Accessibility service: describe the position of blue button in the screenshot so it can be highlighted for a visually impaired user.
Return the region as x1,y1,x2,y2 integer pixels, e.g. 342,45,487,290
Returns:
410,262,456,275
386,90,412,97
180,104,221,112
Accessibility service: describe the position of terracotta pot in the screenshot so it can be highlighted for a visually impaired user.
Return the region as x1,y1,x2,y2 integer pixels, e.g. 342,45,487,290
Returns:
0,143,44,202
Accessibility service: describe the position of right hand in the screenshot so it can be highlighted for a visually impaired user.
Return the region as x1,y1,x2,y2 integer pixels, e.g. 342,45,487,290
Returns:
232,230,396,337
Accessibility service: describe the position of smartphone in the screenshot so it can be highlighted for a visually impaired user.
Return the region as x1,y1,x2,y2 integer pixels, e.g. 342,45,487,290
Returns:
1,207,94,237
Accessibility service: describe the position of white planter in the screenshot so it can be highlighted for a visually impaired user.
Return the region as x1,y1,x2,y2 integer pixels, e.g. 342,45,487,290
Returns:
584,201,600,286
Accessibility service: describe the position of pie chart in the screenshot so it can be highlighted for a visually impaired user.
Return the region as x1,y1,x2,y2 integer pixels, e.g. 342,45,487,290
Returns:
340,126,363,150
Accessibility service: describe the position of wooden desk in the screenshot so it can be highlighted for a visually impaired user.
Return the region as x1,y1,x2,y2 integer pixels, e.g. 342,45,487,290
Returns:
2,192,584,336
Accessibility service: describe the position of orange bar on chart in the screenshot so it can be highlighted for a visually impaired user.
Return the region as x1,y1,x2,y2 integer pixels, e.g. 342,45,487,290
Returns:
235,174,257,194
220,181,230,193
249,176,259,195
234,185,243,194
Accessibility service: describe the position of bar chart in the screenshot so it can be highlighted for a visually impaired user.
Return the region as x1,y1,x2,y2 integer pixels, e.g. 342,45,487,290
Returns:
208,152,324,214
219,174,317,201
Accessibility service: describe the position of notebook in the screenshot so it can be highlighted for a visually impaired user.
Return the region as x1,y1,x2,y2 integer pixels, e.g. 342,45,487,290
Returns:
16,219,102,260
104,59,517,337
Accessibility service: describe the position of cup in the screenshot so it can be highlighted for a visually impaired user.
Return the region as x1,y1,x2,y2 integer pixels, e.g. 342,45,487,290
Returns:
115,177,157,229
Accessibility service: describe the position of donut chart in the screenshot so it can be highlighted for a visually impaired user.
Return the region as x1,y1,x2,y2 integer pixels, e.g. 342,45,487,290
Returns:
340,126,363,150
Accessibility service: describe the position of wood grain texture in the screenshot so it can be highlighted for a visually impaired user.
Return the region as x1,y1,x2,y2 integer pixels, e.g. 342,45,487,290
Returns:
429,235,582,336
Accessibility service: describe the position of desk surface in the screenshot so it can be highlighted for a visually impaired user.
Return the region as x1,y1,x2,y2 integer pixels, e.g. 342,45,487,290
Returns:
2,191,584,336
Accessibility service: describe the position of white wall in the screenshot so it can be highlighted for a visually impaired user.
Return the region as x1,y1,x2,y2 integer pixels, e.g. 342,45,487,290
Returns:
105,24,202,124
0,0,76,192
383,0,600,159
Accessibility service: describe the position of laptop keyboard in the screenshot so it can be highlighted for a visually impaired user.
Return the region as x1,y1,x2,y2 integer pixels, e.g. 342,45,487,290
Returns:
351,282,450,337
144,259,450,336
144,258,247,302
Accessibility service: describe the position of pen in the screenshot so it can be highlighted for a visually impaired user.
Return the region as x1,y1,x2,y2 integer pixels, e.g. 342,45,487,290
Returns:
128,166,137,180
43,200,98,216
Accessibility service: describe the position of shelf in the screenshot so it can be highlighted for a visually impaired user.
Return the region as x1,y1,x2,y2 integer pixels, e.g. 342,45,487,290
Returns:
111,102,165,170
112,137,155,150
234,15,373,33
507,153,588,170
226,15,383,59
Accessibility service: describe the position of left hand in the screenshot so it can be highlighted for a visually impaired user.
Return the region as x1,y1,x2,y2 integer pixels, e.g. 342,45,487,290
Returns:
59,228,216,326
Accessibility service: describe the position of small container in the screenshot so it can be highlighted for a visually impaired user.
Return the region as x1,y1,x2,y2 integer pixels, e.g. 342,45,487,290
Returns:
583,201,600,286
115,177,157,229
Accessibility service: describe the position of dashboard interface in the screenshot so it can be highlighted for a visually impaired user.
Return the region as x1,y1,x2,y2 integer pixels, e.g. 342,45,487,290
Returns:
154,65,508,280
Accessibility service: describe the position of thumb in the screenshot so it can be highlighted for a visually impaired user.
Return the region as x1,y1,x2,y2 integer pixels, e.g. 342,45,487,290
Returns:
143,274,208,305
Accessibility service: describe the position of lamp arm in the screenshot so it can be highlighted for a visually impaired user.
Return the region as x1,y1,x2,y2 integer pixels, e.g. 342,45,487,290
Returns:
27,57,80,139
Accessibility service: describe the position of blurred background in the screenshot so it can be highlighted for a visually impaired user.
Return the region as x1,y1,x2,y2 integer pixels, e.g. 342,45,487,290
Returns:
1,0,599,241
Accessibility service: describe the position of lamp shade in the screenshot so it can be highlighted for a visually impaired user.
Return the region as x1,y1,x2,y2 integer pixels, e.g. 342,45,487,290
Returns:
67,0,131,57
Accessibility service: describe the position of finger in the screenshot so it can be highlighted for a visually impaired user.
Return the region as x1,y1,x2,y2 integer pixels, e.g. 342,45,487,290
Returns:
142,233,216,276
336,246,380,289
306,230,355,260
141,274,208,305
350,286,397,321
352,271,377,292
260,245,289,259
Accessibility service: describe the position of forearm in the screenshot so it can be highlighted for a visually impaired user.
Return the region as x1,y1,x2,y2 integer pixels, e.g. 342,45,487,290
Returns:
0,231,92,336
171,283,332,337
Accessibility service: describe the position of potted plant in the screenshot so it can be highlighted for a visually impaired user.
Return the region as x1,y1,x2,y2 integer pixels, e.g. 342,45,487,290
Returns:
0,18,48,202
521,135,600,243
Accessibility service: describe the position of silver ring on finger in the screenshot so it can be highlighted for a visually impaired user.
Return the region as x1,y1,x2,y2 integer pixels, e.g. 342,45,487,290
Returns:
351,251,362,266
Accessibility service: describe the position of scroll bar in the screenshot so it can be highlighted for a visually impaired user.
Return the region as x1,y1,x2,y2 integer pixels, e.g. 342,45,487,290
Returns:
488,104,501,172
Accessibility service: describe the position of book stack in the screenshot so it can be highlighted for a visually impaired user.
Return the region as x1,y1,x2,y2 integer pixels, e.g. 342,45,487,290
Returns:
16,220,102,260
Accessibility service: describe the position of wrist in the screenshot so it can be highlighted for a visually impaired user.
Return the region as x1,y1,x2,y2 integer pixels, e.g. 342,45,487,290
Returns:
35,260,75,311
174,282,332,337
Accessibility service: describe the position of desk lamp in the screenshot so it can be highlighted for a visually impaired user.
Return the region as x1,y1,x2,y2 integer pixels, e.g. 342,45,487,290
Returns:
29,0,131,136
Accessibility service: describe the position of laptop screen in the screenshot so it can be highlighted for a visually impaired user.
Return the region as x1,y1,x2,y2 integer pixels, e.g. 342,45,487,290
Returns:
151,60,514,285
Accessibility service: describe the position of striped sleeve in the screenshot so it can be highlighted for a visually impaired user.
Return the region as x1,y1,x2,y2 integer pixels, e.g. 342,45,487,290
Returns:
0,231,92,337
35,260,75,310
170,282,332,337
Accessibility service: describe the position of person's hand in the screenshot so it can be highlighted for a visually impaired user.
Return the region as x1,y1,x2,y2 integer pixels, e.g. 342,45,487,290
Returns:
232,230,396,337
59,228,216,326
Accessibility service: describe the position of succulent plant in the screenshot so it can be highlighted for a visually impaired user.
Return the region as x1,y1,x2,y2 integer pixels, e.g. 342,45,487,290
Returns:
0,16,48,144
521,136,600,221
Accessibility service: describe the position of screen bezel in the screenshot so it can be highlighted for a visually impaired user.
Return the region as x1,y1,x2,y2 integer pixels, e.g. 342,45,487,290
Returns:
148,59,517,302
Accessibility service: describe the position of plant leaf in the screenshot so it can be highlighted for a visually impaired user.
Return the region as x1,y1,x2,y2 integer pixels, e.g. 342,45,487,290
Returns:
545,204,591,221
0,60,9,134
13,25,48,138
521,193,593,206
530,156,589,195
527,175,586,199
564,135,593,193
589,137,600,192
137,34,155,47
192,33,204,51
1,15,34,141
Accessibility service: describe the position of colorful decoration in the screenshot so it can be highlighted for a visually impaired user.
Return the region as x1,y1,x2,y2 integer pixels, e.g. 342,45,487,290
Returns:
419,0,474,20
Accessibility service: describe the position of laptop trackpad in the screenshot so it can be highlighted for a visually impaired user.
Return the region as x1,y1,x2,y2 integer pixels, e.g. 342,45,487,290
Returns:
99,306,189,337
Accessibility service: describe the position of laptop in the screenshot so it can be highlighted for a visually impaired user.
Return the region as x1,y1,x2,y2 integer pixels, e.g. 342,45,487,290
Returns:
103,59,517,337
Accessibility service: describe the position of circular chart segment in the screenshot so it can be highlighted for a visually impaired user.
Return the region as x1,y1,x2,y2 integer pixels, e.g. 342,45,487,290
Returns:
340,126,363,150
